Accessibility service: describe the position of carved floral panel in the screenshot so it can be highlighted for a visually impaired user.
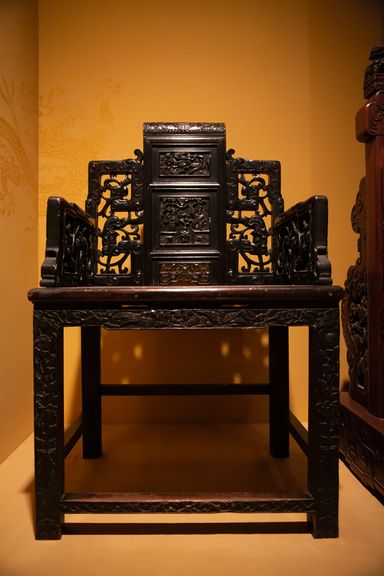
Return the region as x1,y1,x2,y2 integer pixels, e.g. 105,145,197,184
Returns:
159,196,210,246
159,262,211,285
159,151,211,177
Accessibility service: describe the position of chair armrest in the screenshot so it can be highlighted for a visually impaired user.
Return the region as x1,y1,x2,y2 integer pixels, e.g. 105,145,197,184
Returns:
273,195,332,285
40,197,96,287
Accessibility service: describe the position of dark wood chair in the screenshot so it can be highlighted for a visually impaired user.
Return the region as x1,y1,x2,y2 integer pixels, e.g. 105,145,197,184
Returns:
28,122,342,539
341,47,384,498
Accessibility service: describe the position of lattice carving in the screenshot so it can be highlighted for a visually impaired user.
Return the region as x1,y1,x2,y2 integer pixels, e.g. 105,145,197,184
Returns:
274,196,331,285
86,151,144,285
225,150,283,284
276,214,311,276
40,197,95,287
62,211,94,283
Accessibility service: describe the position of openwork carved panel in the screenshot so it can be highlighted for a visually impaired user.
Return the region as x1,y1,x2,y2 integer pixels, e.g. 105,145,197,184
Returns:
342,180,368,403
225,150,283,284
86,151,144,285
275,213,311,278
274,196,331,285
40,198,95,287
62,210,94,283
159,197,210,246
159,262,211,285
159,152,211,177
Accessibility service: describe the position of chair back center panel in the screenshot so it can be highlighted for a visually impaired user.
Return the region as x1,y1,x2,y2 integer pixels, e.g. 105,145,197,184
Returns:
143,122,226,285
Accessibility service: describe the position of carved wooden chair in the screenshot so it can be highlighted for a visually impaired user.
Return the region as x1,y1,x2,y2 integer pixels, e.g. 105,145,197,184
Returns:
28,122,342,539
340,47,384,498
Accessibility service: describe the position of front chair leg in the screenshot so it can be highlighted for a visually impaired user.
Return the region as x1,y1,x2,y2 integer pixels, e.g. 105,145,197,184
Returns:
34,311,64,539
307,310,339,538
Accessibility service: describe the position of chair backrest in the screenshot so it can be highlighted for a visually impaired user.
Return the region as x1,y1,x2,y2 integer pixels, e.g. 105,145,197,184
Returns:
85,122,283,286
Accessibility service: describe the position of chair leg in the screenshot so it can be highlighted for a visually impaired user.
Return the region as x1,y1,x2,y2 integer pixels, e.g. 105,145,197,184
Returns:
269,326,289,458
34,312,64,539
81,326,102,458
307,314,339,538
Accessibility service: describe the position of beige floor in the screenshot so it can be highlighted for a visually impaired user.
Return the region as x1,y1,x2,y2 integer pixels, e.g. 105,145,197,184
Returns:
0,425,383,576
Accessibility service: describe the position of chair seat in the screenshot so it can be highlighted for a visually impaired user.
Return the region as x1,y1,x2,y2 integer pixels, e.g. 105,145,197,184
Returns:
28,285,342,307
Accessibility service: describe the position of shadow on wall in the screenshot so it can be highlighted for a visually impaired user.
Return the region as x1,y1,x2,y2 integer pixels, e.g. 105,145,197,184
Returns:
67,328,270,426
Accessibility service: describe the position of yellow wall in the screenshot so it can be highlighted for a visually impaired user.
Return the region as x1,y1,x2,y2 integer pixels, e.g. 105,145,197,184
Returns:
38,0,383,424
0,0,38,462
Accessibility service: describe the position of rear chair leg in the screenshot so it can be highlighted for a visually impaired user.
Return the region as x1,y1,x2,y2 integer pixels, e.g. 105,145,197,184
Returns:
269,326,290,458
81,326,102,458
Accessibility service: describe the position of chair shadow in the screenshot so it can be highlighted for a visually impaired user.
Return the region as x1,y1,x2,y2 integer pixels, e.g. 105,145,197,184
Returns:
63,327,271,435
99,327,270,425
22,475,36,533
